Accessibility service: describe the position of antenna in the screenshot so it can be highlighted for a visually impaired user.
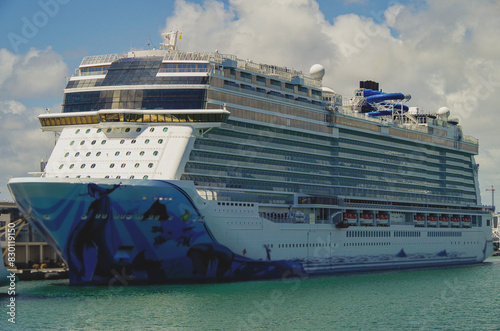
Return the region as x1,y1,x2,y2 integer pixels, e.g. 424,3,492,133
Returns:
160,31,182,51
486,185,495,212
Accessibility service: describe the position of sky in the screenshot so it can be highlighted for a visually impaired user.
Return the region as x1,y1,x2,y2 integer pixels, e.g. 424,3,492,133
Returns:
0,0,499,207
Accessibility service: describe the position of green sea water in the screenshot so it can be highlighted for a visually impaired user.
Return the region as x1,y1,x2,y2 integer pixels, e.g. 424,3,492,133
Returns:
2,256,500,330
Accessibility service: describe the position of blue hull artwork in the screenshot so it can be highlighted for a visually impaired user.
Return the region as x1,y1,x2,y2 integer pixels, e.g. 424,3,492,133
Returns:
8,178,304,285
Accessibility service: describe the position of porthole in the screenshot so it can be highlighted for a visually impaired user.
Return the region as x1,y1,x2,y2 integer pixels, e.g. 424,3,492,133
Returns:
69,164,74,169
158,139,163,144
106,128,112,133
129,175,135,179
139,151,145,156
115,151,120,156
145,139,150,144
136,128,141,132
153,151,158,156
75,152,80,157
85,129,90,133
120,139,125,144
97,129,102,133
101,140,106,145
105,175,110,178
125,128,130,133
91,164,96,168
70,141,75,146
64,152,69,157
80,141,85,145
131,139,136,144
91,140,96,145
134,163,140,168
116,176,121,179
121,163,126,168
163,127,168,132
143,175,149,179
150,128,155,132
126,151,131,156
80,164,86,169
148,163,153,168
96,152,101,157
75,129,80,134
86,152,91,157
110,163,115,168
59,164,64,169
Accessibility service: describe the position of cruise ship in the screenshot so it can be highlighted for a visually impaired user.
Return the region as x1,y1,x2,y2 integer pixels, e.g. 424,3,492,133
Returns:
8,32,494,284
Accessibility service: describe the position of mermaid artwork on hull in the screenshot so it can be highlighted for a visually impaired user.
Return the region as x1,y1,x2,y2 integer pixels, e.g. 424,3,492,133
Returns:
60,181,304,284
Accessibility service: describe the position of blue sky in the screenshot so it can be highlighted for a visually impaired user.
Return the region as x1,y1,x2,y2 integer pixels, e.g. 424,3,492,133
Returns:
1,0,500,207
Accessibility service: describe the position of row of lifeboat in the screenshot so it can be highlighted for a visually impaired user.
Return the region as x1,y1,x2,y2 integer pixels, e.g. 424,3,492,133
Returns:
342,213,388,226
414,215,471,227
339,212,473,228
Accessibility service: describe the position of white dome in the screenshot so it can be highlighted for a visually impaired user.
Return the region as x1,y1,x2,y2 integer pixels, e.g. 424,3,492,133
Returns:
310,64,325,79
438,106,450,115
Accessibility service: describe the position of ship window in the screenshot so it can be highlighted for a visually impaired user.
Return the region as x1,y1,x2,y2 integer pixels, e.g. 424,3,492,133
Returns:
105,175,110,178
106,128,112,133
115,152,120,156
80,141,85,145
131,139,136,144
59,164,64,169
140,151,145,156
101,140,106,145
158,139,163,144
97,129,102,133
70,141,75,146
96,152,101,156
110,163,115,168
121,163,126,168
81,164,86,169
145,139,150,144
163,128,168,132
75,152,80,157
86,152,91,157
126,151,131,156
148,163,153,168
85,129,90,134
136,128,141,132
153,151,158,156
69,164,74,169
116,176,121,179
120,139,125,144
64,152,69,157
143,175,149,179
91,164,96,168
134,163,140,168
76,129,80,134
125,128,130,133
91,140,96,145
129,175,135,179
150,128,155,132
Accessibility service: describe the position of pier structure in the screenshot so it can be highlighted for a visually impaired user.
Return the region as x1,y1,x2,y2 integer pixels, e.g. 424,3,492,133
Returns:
1,202,62,269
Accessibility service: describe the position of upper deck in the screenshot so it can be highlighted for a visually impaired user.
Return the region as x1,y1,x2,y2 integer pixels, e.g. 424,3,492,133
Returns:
55,48,480,155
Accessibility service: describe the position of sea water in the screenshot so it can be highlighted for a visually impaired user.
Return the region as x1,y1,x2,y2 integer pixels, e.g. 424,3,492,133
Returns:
2,256,500,330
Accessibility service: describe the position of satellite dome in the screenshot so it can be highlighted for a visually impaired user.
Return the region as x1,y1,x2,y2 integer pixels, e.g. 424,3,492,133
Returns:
437,106,450,120
310,64,325,80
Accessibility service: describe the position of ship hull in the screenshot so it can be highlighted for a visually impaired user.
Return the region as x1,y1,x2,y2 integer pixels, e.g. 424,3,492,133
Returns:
8,177,493,285
8,178,303,285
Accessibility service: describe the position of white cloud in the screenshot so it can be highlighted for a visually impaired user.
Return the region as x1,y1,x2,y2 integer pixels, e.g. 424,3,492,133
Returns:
0,46,67,200
163,0,500,205
0,46,68,99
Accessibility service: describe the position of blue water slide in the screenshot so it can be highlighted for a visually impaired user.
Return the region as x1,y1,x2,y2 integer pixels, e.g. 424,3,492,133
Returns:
366,92,406,104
